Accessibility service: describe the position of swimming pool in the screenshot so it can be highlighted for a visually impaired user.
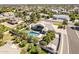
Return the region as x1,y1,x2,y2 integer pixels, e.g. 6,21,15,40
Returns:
28,31,40,37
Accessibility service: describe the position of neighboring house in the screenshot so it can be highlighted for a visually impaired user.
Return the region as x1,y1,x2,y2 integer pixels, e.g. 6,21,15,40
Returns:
68,10,75,14
69,7,79,14
26,16,30,20
27,12,32,15
7,17,21,25
74,9,79,14
0,14,4,17
74,19,79,22
40,13,49,17
51,9,59,13
60,9,70,14
53,15,70,21
51,7,66,14
0,14,9,22
8,20,18,25
2,12,15,18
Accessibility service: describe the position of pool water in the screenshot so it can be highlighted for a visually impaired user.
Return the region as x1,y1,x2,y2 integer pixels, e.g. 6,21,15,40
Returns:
28,31,40,37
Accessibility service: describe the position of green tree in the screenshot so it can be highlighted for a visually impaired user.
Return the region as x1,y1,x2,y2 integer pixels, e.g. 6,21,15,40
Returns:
32,37,39,43
40,41,47,46
20,48,27,54
69,14,75,22
43,31,55,44
74,22,79,26
62,20,68,29
19,40,27,48
22,33,28,40
28,45,38,54
0,33,3,39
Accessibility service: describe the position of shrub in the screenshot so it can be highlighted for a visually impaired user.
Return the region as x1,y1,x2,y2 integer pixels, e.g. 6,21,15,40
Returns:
0,41,6,46
40,41,47,46
19,40,27,48
74,22,79,26
28,45,38,54
62,20,68,25
14,38,21,43
43,31,55,44
27,43,47,54
20,48,27,54
32,37,39,43
58,25,63,28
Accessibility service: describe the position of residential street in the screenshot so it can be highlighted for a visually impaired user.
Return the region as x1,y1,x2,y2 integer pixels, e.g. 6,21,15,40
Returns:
59,29,69,54
62,33,69,54
67,27,79,54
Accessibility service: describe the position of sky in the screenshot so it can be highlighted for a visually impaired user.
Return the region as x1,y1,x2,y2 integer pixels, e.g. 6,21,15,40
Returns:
0,0,79,4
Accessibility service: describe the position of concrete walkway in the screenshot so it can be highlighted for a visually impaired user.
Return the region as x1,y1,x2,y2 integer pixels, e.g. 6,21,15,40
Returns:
56,29,69,54
75,30,79,39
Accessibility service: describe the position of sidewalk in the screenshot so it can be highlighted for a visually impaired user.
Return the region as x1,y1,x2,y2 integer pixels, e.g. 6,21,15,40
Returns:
75,30,79,39
57,29,69,54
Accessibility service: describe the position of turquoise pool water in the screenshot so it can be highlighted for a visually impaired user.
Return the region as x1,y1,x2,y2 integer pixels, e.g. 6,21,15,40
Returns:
28,31,40,37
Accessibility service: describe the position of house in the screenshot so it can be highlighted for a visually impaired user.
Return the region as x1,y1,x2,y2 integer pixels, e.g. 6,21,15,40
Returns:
0,14,4,17
2,12,15,18
40,13,49,16
53,15,70,21
51,7,66,14
68,10,75,14
40,13,49,17
7,17,20,25
26,16,30,20
74,19,79,22
51,9,59,13
0,14,9,22
8,20,18,25
69,7,79,14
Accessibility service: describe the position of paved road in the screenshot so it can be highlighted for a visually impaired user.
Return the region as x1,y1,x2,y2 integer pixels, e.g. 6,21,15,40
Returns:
67,27,79,54
58,30,69,54
62,33,69,54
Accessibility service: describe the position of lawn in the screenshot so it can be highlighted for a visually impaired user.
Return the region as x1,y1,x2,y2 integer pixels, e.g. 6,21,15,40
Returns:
3,32,14,42
0,31,14,46
0,24,10,33
53,22,62,26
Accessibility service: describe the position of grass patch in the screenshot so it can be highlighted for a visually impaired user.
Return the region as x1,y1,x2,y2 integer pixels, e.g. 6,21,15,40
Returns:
3,32,14,42
0,40,6,46
53,22,62,26
0,24,10,33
